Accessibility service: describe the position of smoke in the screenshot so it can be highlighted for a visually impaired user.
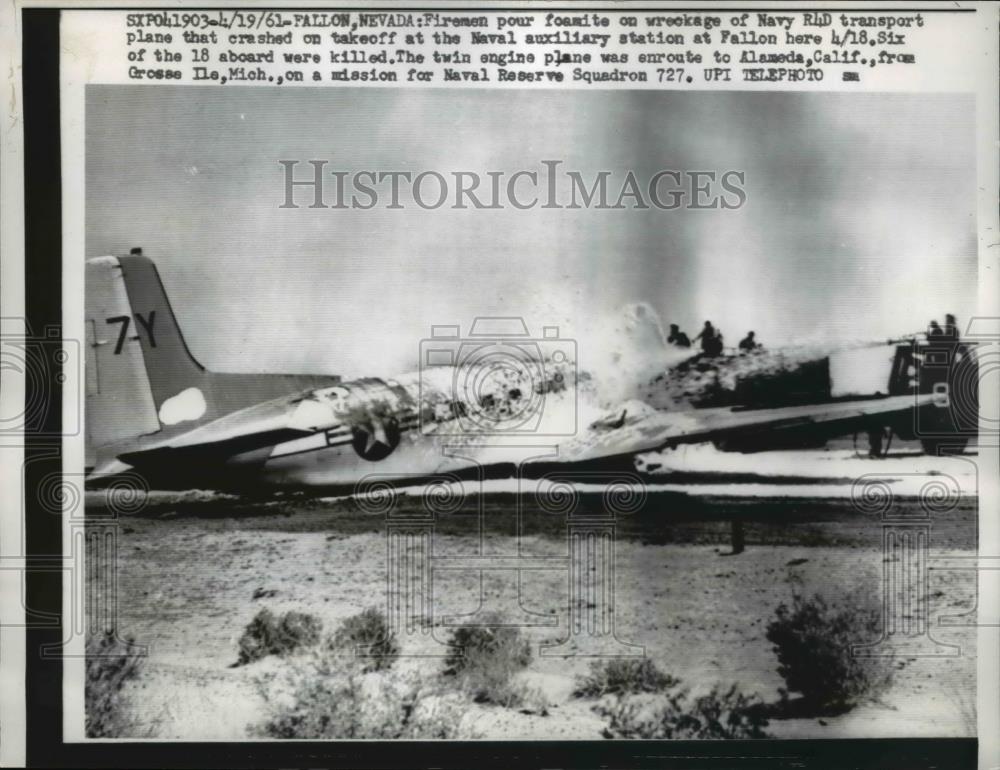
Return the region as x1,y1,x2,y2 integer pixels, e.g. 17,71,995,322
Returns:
86,89,975,379
575,301,695,410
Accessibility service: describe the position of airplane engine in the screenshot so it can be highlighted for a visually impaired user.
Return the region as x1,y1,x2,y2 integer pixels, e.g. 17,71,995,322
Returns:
888,338,979,454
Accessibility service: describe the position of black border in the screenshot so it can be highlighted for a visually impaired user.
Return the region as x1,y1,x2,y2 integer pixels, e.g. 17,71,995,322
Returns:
24,7,65,768
22,6,978,768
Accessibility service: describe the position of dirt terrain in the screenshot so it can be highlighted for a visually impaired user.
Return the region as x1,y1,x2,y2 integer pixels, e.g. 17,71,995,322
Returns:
84,454,979,740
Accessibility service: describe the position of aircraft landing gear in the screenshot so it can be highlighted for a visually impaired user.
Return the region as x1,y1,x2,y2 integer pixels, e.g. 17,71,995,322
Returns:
856,426,893,458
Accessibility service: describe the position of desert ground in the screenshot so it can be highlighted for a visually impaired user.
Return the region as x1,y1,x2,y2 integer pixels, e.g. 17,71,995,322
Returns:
83,442,979,741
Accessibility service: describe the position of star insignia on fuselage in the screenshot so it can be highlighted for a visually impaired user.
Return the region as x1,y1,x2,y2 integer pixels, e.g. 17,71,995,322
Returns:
351,416,401,461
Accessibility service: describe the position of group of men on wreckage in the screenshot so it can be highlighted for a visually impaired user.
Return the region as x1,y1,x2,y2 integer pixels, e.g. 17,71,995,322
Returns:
666,313,967,459
667,321,760,357
668,313,962,356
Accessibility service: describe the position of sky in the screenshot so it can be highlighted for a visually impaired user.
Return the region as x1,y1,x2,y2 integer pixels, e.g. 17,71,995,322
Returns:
86,86,977,379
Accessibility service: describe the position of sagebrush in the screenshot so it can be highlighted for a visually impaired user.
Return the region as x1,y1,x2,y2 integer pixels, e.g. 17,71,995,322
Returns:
237,608,322,665
595,683,770,739
765,590,893,712
255,652,468,739
573,658,680,699
328,607,399,672
86,632,144,738
444,615,532,706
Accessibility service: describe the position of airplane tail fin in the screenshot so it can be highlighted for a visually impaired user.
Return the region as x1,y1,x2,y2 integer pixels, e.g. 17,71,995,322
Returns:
86,253,209,451
114,252,209,409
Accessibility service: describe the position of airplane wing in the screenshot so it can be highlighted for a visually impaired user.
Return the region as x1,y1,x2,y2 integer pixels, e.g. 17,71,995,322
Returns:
114,381,934,479
551,393,935,464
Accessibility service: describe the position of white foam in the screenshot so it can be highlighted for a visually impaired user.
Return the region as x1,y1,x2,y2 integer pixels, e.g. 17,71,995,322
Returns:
85,255,120,267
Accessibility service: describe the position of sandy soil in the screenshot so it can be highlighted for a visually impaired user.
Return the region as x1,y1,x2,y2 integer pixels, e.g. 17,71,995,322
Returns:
85,469,979,741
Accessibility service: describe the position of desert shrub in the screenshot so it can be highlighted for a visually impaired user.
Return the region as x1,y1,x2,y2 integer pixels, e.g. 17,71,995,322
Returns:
765,591,893,712
596,683,770,739
237,608,322,666
573,658,680,699
443,615,532,706
255,652,469,739
86,632,144,737
328,607,399,672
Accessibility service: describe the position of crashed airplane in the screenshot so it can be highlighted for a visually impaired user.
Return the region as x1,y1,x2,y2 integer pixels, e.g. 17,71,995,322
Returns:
85,252,977,493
